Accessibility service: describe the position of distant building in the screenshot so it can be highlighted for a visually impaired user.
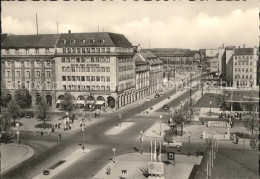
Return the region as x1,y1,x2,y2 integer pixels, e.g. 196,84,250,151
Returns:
209,54,219,76
138,50,164,94
143,48,201,74
134,53,150,101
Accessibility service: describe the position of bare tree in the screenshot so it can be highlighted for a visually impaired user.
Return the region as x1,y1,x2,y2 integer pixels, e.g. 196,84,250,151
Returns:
62,92,75,113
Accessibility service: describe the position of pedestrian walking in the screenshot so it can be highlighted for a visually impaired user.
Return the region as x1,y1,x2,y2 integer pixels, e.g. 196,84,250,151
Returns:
80,121,82,127
41,130,43,136
48,128,51,136
58,133,62,141
33,130,36,138
52,126,55,133
107,166,111,175
69,123,72,130
113,156,116,163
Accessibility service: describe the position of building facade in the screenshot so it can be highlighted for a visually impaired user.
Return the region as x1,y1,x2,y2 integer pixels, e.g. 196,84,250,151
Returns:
1,32,136,109
134,53,150,100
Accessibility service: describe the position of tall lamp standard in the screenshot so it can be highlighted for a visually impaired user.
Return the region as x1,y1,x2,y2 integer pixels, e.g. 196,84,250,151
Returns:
188,131,191,156
81,127,85,150
112,148,116,163
209,101,212,116
89,104,92,121
16,123,20,144
159,115,162,136
140,130,144,154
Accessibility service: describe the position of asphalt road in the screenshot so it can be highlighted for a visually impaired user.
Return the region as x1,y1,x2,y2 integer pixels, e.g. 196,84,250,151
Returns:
2,75,203,179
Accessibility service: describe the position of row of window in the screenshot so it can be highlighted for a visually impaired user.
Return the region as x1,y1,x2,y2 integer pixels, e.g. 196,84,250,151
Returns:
63,85,110,92
6,81,51,90
5,60,51,67
234,61,253,66
234,56,253,60
234,68,253,72
4,48,50,55
62,39,105,45
62,47,110,54
6,70,51,78
119,74,134,81
62,66,110,73
119,65,134,72
136,77,149,84
62,76,110,82
234,74,253,79
118,57,133,63
61,57,110,63
118,82,134,91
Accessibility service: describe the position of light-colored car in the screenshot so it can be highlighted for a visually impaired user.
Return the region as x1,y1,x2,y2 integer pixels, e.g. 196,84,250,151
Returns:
162,141,182,148
146,98,151,102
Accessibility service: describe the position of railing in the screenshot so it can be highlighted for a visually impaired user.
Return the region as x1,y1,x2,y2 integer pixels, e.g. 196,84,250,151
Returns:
208,121,230,128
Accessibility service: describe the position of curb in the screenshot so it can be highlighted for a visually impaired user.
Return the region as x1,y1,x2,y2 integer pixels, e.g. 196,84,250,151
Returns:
1,143,34,175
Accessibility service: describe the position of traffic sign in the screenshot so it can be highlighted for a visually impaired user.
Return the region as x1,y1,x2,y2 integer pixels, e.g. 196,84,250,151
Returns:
168,152,175,160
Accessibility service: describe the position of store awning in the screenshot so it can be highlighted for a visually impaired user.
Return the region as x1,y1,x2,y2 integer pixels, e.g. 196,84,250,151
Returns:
85,101,95,104
95,101,105,105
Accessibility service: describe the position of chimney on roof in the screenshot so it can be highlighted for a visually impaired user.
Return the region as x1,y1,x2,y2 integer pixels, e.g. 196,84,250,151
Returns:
243,44,245,48
68,30,71,34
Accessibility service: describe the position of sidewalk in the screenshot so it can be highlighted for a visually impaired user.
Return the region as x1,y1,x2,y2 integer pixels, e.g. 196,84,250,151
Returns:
1,143,34,174
33,149,90,179
93,153,203,179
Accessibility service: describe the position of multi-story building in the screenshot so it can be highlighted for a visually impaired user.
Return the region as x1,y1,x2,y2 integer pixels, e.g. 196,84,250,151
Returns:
1,34,59,107
139,51,164,94
1,32,136,109
134,53,150,100
232,47,258,88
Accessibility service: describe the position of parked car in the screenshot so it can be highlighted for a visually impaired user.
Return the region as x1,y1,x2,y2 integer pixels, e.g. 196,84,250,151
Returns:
162,105,169,110
146,98,151,102
43,170,50,175
160,92,165,95
162,140,182,148
154,93,160,98
25,112,35,118
20,112,26,118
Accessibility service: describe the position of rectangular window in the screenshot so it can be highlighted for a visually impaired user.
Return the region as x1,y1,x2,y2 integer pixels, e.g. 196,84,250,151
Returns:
63,48,66,53
91,76,95,81
106,76,110,82
47,82,50,90
81,76,85,81
238,68,240,72
91,67,95,72
86,86,90,91
91,48,95,53
90,39,95,44
96,48,100,53
76,76,80,81
72,67,75,72
81,67,85,72
67,48,71,53
76,57,80,63
250,62,252,65
46,71,51,78
62,76,66,81
101,67,105,72
106,86,110,91
91,57,95,63
62,57,66,63
77,48,81,53
92,86,95,91
82,48,86,53
62,67,66,72
101,76,105,82
106,48,110,53
66,67,71,72
96,67,100,72
72,76,76,81
71,57,76,63
234,62,237,65
101,48,105,53
106,67,110,72
76,67,80,72
86,67,90,72
86,76,90,81
250,68,252,72
36,71,40,78
96,86,100,91
235,68,237,72
101,86,105,91
96,76,100,81
87,48,90,53
106,57,110,63
96,57,100,63
26,71,30,78
67,57,71,63
46,61,51,67
7,71,10,77
81,58,85,63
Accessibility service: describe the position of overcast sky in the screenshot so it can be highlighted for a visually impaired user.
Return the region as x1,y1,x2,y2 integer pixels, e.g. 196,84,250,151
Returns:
2,1,259,50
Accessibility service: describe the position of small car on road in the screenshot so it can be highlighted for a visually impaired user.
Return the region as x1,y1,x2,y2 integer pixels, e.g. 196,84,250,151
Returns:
154,93,160,98
146,98,151,102
25,112,35,118
162,141,182,148
162,105,169,110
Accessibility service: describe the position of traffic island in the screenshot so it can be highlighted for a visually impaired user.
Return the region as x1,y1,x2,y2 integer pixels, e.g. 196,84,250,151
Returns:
105,122,134,135
1,143,34,174
93,153,203,179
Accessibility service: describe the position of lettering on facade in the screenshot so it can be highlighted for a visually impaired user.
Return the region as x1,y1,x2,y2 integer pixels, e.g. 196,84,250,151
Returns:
70,64,100,67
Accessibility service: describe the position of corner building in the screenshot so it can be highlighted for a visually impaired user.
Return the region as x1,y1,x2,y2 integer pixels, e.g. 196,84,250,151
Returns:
1,32,136,110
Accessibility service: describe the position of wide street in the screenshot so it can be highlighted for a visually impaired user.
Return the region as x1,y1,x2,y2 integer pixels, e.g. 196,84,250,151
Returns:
2,75,203,179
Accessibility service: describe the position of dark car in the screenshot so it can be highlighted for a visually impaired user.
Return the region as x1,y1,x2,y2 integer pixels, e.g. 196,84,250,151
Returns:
154,93,160,98
25,112,35,118
43,170,50,175
20,113,26,118
162,105,169,110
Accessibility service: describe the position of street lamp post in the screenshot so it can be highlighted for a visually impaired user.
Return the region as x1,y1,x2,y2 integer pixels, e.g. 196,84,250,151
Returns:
209,101,212,116
89,104,92,121
82,127,85,150
16,123,20,144
119,113,122,127
188,131,191,156
181,101,183,111
140,130,144,154
159,115,162,136
112,148,116,163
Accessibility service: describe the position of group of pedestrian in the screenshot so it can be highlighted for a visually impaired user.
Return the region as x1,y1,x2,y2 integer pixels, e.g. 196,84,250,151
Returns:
233,134,239,144
94,111,101,118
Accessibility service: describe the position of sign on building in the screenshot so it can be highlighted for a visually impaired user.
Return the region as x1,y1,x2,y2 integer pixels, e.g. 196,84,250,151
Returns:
167,152,175,161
